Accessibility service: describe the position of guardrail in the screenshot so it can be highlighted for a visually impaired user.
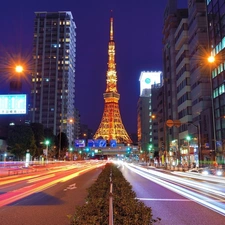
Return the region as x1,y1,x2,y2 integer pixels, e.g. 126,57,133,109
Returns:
109,170,114,225
7,167,38,176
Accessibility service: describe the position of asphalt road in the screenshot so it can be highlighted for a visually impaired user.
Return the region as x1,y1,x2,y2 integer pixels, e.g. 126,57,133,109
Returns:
119,163,225,225
0,165,103,225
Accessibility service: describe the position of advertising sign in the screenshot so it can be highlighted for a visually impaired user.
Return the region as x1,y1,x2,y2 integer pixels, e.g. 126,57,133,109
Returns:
0,94,27,115
139,71,162,96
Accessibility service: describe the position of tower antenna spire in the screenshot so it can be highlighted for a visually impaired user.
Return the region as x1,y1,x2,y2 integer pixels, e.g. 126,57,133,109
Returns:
110,10,114,41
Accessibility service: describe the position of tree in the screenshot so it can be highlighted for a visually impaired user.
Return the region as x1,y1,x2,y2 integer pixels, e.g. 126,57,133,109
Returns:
30,123,45,158
7,125,37,160
56,132,69,158
44,128,57,159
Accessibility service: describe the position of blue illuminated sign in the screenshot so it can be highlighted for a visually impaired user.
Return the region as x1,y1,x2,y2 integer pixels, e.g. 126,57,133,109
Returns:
0,94,27,115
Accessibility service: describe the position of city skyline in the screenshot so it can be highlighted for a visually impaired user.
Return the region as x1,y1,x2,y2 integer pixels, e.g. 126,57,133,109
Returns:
0,0,187,134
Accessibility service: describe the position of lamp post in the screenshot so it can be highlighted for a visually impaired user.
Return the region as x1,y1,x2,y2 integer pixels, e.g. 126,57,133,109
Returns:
207,55,217,162
186,135,191,168
45,140,50,163
68,118,74,155
188,123,201,167
59,126,61,161
69,147,73,161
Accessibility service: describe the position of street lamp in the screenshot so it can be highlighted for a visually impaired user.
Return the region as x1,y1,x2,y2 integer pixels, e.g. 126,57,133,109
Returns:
68,118,74,153
69,147,73,161
45,140,50,163
188,123,201,167
207,55,217,162
15,65,23,73
59,126,61,161
186,135,191,168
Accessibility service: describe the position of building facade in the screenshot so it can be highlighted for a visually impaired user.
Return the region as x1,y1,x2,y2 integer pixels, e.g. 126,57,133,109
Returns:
207,0,225,164
162,0,188,166
137,71,162,163
31,11,76,148
188,0,213,166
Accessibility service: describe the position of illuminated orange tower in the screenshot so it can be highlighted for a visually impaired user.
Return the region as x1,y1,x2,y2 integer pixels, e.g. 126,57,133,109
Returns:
94,16,132,144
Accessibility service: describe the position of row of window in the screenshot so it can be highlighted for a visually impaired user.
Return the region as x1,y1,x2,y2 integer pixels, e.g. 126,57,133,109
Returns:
178,106,192,119
178,92,191,106
213,83,225,98
177,77,190,93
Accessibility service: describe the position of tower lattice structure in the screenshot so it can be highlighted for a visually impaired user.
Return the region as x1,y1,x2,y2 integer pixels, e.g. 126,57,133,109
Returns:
94,16,132,144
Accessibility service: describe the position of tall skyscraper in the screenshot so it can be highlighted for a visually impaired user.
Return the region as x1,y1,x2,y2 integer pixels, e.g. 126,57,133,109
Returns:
31,11,76,147
93,16,132,144
206,0,225,164
162,0,188,165
137,71,162,162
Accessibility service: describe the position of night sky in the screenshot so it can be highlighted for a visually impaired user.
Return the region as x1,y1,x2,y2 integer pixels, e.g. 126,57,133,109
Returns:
0,0,187,134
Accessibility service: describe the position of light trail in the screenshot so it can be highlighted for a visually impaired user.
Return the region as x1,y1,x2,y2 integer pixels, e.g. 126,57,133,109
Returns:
0,163,105,207
27,174,55,183
173,171,225,184
125,163,225,216
0,164,79,186
128,164,225,198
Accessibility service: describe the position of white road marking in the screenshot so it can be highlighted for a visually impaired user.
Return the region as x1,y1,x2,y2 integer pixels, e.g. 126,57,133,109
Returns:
64,183,77,191
137,198,191,201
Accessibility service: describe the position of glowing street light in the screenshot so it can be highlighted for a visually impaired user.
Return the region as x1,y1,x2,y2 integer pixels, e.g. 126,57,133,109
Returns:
15,65,23,73
207,55,215,63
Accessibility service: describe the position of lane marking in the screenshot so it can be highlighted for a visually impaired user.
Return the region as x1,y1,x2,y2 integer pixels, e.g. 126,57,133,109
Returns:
137,198,225,202
137,198,191,201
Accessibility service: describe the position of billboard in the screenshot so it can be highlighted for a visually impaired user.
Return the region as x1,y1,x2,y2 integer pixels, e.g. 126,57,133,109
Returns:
74,139,86,147
0,94,27,115
139,71,162,96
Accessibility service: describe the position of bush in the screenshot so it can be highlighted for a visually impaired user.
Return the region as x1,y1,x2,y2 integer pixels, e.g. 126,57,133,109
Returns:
70,163,153,225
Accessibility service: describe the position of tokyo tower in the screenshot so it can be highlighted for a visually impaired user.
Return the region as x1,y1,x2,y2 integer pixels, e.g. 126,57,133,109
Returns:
93,15,132,144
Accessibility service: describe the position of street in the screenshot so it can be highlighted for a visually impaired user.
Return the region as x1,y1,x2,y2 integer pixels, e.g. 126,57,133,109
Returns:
0,161,105,225
119,162,225,225
1,161,225,225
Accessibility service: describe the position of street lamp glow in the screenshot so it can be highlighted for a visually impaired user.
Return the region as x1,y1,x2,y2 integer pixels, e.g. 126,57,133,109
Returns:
186,136,191,141
208,55,215,63
15,65,23,73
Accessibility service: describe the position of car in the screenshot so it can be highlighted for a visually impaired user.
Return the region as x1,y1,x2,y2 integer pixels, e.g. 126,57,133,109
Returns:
199,167,224,176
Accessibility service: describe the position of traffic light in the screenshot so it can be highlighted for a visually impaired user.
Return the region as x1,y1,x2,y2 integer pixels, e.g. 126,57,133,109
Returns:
186,135,191,141
148,144,153,151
